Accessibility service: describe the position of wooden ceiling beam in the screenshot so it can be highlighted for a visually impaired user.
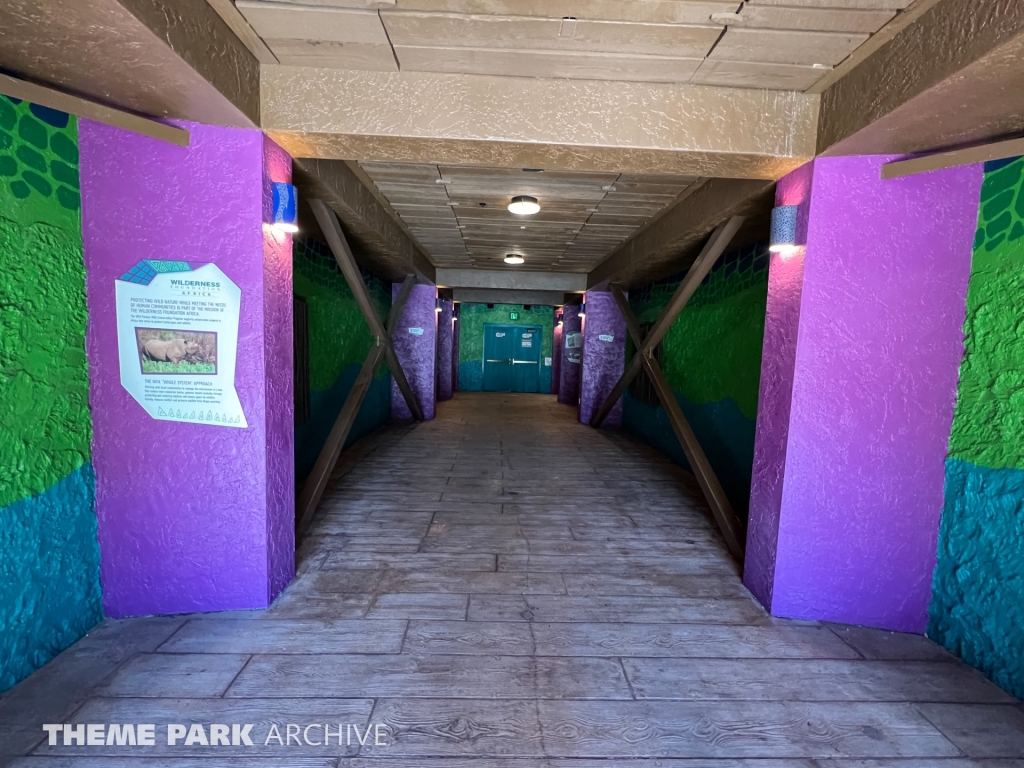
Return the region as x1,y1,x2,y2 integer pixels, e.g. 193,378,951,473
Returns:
261,67,818,180
817,0,1024,157
587,177,774,288
0,0,259,128
294,158,436,283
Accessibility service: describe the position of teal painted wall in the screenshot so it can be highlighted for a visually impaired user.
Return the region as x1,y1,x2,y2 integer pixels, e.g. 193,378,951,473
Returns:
929,157,1024,699
624,243,769,519
0,95,102,692
292,235,391,484
457,303,554,393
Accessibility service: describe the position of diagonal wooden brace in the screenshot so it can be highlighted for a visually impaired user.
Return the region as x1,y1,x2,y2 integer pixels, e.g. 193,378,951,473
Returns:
295,275,417,538
589,216,745,428
310,199,425,422
610,285,746,563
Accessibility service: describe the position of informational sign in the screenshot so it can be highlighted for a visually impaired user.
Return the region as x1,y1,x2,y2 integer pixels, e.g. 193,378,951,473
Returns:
544,357,552,366
599,334,615,342
567,352,581,364
495,332,505,338
115,260,246,427
565,332,582,349
509,311,519,320
408,327,424,336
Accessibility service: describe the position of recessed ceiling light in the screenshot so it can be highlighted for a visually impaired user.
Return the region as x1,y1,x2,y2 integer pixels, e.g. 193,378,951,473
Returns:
509,195,540,215
504,254,525,265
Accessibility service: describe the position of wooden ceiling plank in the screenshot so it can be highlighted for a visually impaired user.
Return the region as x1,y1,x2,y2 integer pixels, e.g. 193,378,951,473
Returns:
380,12,722,58
265,40,398,70
438,166,619,182
237,1,390,43
691,58,829,90
745,0,910,7
736,4,895,33
257,0,739,24
395,46,704,84
709,27,868,66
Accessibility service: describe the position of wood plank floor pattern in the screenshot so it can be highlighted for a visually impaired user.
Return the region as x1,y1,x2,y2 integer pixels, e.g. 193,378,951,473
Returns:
2,393,1022,767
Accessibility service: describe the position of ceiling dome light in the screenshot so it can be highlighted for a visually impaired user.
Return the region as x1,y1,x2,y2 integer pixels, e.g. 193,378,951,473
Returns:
508,195,540,215
504,254,525,265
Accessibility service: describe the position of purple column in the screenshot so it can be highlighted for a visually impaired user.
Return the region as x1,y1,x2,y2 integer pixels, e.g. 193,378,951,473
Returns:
579,291,626,425
391,282,436,420
452,303,460,392
558,305,582,406
436,298,454,402
552,316,562,398
745,155,981,632
80,121,295,617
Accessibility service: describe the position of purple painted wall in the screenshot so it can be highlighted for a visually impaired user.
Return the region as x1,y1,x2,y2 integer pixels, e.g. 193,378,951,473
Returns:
558,305,582,407
436,298,454,402
80,121,295,617
552,318,562,398
579,291,626,426
391,282,436,420
745,163,812,611
261,137,296,600
452,303,460,392
745,155,980,632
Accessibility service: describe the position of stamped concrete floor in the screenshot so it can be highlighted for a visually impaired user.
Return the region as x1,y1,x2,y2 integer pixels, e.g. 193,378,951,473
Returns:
2,393,1024,767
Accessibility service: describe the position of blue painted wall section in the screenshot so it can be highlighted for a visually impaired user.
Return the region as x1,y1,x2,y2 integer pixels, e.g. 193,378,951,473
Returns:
624,243,769,519
0,465,102,691
292,234,391,484
0,95,102,692
457,303,554,393
929,157,1024,700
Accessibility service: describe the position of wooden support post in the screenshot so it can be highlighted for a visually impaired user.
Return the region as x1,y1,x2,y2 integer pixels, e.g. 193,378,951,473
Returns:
590,216,744,428
310,199,425,421
610,285,746,563
295,275,416,537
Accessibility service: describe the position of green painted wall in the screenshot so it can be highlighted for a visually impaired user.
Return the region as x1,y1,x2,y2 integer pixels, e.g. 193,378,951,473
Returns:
0,95,102,692
292,235,391,483
930,156,1024,700
457,302,554,392
625,244,769,517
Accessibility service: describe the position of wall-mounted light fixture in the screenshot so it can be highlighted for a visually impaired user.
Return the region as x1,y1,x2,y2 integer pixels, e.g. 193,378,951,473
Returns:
578,302,586,319
769,204,800,257
435,297,443,313
508,196,540,215
504,253,525,265
271,182,299,234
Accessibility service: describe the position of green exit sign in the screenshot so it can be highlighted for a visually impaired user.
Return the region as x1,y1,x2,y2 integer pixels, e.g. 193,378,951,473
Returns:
510,311,519,320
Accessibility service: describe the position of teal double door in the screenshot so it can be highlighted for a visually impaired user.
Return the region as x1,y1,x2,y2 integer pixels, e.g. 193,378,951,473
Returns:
483,324,541,392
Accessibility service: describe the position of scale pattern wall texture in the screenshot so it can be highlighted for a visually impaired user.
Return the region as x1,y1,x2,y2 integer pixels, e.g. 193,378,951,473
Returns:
292,234,391,484
624,243,769,518
0,95,101,692
930,156,1024,700
458,303,554,393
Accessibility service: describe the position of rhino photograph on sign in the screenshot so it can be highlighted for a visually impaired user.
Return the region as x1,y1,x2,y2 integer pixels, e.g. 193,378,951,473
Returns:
115,260,246,427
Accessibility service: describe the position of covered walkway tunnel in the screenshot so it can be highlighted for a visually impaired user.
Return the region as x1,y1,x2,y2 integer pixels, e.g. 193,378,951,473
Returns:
2,0,1024,763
